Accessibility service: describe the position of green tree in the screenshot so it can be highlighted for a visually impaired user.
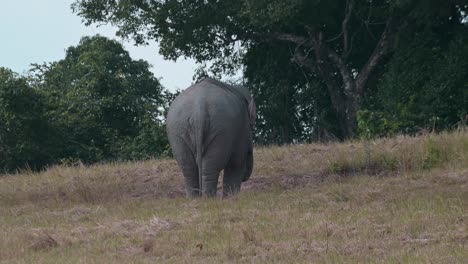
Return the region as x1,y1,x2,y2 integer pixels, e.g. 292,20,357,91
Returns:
0,68,53,172
31,35,168,162
359,23,468,137
72,0,467,139
245,42,334,144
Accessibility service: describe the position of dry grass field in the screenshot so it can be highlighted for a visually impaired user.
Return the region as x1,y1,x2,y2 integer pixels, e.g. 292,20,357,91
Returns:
1,130,467,263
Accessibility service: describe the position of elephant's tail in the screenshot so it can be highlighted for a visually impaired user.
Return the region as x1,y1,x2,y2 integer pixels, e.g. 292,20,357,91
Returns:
196,137,203,196
195,103,208,196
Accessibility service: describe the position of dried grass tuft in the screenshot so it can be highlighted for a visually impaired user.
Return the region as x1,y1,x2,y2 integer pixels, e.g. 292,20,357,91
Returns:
29,232,58,251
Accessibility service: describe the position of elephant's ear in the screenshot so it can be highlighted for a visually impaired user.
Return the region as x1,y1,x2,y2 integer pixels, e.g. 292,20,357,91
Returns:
248,98,256,126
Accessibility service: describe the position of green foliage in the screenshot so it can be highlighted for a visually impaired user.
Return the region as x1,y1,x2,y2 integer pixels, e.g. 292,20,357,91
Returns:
361,24,468,138
114,118,169,161
0,68,53,172
71,0,389,65
30,35,169,163
357,110,399,139
244,42,340,144
72,0,468,140
0,36,174,172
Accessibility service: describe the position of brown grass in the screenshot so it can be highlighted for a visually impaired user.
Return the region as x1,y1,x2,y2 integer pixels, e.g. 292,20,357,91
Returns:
29,231,59,252
0,130,467,263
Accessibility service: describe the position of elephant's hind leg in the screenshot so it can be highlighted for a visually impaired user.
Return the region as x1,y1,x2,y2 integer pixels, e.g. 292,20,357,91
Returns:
183,169,200,198
200,161,221,197
223,159,244,197
200,136,230,197
171,139,200,197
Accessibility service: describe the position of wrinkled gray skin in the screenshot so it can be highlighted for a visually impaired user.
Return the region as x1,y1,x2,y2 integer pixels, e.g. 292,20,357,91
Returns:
166,78,256,197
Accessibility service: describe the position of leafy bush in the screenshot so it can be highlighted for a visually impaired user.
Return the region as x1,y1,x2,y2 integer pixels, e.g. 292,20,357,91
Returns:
357,110,399,139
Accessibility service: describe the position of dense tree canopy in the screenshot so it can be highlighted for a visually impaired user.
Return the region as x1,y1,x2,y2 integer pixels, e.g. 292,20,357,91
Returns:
0,68,53,171
72,0,468,139
31,35,168,162
359,24,468,137
244,42,332,144
1,36,171,172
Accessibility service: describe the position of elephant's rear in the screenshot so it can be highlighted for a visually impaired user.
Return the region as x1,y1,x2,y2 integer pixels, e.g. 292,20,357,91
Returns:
166,81,222,196
167,80,241,148
166,78,255,197
166,87,203,196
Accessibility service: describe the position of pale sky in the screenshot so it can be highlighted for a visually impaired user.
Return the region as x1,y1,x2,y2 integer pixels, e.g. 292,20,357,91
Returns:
0,0,196,91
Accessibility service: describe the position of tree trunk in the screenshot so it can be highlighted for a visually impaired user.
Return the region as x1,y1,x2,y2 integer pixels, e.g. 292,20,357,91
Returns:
275,15,396,139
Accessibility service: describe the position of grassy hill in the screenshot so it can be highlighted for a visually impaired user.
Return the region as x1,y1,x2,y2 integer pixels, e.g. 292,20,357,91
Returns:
1,130,467,263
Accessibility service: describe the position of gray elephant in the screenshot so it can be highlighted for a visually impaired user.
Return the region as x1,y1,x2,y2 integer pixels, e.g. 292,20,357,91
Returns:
166,78,256,197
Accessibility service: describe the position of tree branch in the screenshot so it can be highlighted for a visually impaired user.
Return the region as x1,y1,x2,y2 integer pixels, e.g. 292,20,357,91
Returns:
345,30,359,59
355,17,396,95
342,0,353,58
326,47,355,97
273,33,313,47
326,31,343,43
308,32,348,122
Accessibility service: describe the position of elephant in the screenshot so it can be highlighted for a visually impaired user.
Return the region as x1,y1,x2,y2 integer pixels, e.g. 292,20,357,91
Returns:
166,77,256,197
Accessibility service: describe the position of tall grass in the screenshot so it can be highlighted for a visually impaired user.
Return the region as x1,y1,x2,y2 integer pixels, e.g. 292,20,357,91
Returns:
324,129,467,175
0,130,467,263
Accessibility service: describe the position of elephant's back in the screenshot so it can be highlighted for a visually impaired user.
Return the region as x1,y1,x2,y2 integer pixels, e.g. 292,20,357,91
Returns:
168,79,244,119
167,78,247,137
